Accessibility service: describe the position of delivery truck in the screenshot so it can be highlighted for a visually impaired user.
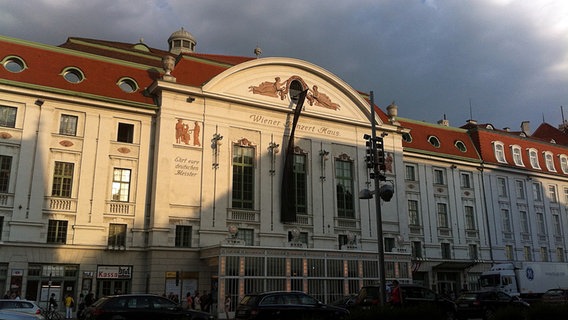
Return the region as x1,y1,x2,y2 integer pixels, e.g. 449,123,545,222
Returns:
479,262,568,300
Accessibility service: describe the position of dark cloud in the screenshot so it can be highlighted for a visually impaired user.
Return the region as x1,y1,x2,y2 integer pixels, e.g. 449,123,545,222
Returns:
1,0,566,130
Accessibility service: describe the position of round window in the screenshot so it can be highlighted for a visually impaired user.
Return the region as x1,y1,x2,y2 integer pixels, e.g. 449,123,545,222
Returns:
118,78,138,93
3,57,26,73
62,68,84,83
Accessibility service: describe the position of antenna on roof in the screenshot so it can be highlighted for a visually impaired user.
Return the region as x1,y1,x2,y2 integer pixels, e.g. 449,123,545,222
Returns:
542,112,545,123
562,106,565,124
469,98,473,120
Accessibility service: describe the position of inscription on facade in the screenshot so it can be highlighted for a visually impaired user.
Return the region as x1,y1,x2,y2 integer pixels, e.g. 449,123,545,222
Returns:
174,156,200,176
249,114,340,137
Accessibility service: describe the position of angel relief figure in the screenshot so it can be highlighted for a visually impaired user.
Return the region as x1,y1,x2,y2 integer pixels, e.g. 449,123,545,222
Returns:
248,77,288,100
307,85,340,110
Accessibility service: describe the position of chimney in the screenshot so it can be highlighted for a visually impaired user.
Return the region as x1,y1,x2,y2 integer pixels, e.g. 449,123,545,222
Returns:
503,127,510,132
520,121,530,136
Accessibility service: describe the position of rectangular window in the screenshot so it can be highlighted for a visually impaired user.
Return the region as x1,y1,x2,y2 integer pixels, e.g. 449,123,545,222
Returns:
336,160,354,218
557,248,565,262
405,165,416,181
0,106,17,128
505,245,514,260
237,228,254,246
553,214,562,236
501,209,512,233
108,223,127,247
47,220,68,244
111,168,131,202
0,155,12,193
469,244,478,260
520,211,530,234
411,241,422,258
564,187,568,205
384,237,395,253
536,212,546,235
51,161,74,197
441,243,451,259
437,203,448,228
533,183,542,201
0,216,4,241
117,122,134,143
524,246,532,261
232,145,254,209
59,114,78,136
433,168,445,185
175,225,192,247
293,154,307,214
408,200,420,226
549,185,558,203
515,180,525,199
460,172,472,188
541,247,549,262
497,177,507,197
465,206,476,230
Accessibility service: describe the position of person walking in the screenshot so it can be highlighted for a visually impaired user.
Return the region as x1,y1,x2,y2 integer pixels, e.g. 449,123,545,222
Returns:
389,280,402,307
64,293,75,319
224,295,232,320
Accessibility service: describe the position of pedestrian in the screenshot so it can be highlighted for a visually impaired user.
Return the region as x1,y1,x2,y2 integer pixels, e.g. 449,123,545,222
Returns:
186,292,193,310
193,291,201,310
64,293,75,319
49,293,58,311
389,280,402,307
224,295,231,320
77,293,85,319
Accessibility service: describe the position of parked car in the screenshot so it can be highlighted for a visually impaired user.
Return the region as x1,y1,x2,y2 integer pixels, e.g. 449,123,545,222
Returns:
0,300,43,316
235,291,349,320
454,290,530,320
0,310,45,320
330,294,356,309
541,288,568,304
352,284,457,319
81,294,214,320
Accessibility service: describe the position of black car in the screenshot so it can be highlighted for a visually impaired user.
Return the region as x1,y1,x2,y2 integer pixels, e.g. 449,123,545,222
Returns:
234,291,349,320
455,290,530,320
82,294,214,320
353,284,457,319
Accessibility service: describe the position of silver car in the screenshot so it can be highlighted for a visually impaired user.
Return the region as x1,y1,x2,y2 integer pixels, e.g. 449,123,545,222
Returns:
0,310,45,320
0,300,43,316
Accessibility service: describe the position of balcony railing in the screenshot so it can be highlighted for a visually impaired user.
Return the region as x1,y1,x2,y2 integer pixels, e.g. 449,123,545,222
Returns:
44,197,77,212
106,201,135,216
227,208,259,222
0,192,14,207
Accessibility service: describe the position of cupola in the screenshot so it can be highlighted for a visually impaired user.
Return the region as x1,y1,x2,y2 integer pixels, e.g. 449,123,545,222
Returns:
168,27,196,54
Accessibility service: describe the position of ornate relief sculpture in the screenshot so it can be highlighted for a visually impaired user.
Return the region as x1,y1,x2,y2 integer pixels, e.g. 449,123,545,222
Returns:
175,118,201,146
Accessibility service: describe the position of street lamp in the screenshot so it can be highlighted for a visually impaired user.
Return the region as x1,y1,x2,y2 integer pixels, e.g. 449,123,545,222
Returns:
359,91,393,307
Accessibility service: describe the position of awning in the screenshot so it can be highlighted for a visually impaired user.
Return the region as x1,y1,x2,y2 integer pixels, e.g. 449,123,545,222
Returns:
411,261,440,272
433,261,477,270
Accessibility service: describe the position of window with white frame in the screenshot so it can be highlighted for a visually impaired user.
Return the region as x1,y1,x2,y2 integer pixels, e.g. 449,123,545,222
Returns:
465,206,476,230
528,148,540,169
408,200,420,226
548,185,558,203
237,228,254,246
433,168,445,185
59,114,78,136
405,164,417,181
511,145,524,166
520,211,530,234
544,152,556,172
560,155,568,173
497,177,508,197
564,187,568,204
515,180,525,199
0,105,17,128
505,245,514,260
524,246,532,261
460,172,472,188
112,168,131,202
0,155,12,193
437,203,449,228
536,212,546,235
493,141,506,163
533,183,542,202
501,209,512,233
108,223,127,247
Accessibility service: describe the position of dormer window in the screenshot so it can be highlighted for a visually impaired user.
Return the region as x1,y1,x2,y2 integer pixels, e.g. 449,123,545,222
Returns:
544,151,556,172
455,140,467,152
61,67,85,84
528,148,540,169
402,133,412,143
428,136,440,148
493,141,506,163
511,145,524,167
560,155,568,174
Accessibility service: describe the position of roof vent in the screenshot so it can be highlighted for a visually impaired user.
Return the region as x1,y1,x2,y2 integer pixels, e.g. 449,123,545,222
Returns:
437,114,449,126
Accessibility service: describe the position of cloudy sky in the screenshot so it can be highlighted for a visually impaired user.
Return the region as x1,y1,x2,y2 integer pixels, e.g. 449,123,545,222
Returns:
1,0,567,131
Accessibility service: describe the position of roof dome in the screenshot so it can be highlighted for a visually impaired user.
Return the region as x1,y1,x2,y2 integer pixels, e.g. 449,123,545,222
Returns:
168,27,196,54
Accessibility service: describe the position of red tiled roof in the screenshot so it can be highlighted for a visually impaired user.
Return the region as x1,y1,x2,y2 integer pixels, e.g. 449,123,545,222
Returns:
532,122,568,146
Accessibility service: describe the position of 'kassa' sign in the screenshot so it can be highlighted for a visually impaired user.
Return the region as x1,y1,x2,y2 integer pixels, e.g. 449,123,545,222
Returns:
97,266,132,279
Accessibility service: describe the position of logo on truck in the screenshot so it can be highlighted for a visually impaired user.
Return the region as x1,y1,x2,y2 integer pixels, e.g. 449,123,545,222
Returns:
525,267,534,281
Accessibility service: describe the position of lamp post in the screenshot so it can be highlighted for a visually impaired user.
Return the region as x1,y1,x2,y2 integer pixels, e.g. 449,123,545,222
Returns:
359,91,389,306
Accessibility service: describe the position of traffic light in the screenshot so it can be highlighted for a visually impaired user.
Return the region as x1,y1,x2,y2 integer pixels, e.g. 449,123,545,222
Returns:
364,134,375,168
376,136,385,171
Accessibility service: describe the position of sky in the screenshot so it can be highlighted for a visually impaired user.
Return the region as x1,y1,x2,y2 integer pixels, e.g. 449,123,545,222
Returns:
1,0,567,132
